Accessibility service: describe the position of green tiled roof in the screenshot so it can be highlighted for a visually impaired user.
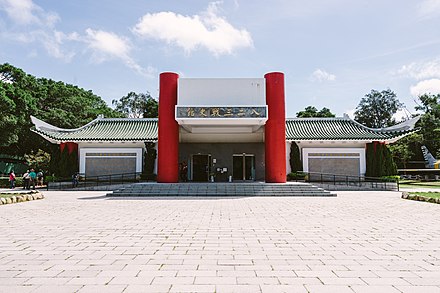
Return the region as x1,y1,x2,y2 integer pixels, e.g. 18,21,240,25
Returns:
286,117,416,141
31,117,158,142
31,116,417,143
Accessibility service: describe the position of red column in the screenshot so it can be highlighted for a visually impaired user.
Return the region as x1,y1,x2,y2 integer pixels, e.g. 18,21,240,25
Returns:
265,72,286,183
157,72,179,183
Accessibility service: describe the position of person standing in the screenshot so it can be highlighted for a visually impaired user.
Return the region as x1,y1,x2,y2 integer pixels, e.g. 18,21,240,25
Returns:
29,169,37,190
37,170,43,186
72,173,79,188
23,170,30,190
9,171,15,189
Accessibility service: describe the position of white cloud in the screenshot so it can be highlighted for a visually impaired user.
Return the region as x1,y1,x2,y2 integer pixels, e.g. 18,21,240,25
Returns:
84,28,155,77
0,0,59,27
310,69,336,82
0,0,74,61
418,0,440,19
398,58,440,80
410,79,440,96
132,2,253,55
0,0,39,25
85,29,132,62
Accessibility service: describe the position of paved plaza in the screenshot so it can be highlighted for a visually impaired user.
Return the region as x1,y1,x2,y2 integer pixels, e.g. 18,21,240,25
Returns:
0,190,439,293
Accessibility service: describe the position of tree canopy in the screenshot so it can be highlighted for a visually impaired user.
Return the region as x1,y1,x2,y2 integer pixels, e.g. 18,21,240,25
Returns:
389,93,440,168
354,89,402,128
0,63,121,156
112,92,158,118
296,106,335,118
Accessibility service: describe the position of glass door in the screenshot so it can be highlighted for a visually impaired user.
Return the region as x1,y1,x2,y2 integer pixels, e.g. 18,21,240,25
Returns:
233,154,255,181
191,154,211,182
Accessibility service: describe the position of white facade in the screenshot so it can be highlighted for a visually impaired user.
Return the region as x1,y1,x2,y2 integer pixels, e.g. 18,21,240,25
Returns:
178,78,266,106
78,144,144,176
176,78,268,144
286,141,367,176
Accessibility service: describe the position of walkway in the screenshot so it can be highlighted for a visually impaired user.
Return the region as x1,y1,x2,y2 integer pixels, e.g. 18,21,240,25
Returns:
0,191,439,293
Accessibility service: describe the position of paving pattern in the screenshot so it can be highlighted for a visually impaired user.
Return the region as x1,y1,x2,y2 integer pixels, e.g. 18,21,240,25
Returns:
0,190,439,293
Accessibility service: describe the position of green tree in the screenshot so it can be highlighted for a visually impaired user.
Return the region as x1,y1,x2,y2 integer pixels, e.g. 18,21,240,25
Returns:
354,89,402,128
112,92,158,118
24,149,51,174
415,93,440,157
0,63,122,176
389,133,423,169
289,142,302,172
296,106,335,118
366,142,397,177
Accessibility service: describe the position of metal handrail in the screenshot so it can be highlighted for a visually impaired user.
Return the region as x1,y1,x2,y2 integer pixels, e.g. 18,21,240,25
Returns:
289,171,399,191
47,172,143,190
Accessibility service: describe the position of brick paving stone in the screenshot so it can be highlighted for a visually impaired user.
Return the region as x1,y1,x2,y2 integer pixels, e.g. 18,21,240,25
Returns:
351,285,401,293
123,284,171,293
260,284,308,293
304,284,355,293
215,284,261,293
152,276,195,285
108,276,153,285
0,286,35,293
170,284,216,292
278,277,322,285
395,285,440,293
76,285,127,293
0,190,439,292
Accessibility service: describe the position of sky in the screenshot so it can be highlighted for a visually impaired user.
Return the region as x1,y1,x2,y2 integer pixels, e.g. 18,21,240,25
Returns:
1,0,440,119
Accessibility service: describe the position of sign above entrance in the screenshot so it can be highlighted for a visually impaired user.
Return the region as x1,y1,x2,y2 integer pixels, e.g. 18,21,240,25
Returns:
176,106,267,119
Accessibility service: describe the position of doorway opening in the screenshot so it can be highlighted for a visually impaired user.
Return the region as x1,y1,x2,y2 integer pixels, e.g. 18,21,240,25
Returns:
233,153,255,181
191,154,211,182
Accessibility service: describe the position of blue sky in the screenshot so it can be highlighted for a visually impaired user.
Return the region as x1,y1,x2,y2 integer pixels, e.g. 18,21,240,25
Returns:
1,0,440,118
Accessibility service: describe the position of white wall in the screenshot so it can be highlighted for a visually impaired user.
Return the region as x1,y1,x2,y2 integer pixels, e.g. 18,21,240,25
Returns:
302,148,366,175
286,142,292,174
79,147,143,175
178,78,265,106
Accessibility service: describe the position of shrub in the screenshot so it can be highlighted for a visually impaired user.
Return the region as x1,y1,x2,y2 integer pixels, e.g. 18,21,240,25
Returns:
289,142,302,172
381,175,399,182
140,173,157,181
0,177,24,188
287,172,307,181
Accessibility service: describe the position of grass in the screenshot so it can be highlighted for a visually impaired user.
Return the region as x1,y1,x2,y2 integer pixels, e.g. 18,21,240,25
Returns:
399,180,440,189
409,192,440,199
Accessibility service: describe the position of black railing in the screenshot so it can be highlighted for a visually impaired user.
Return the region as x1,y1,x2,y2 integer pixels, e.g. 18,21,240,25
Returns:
289,172,399,191
47,172,142,190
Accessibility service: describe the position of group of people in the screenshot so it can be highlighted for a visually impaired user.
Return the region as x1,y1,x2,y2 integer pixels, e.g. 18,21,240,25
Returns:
8,169,44,190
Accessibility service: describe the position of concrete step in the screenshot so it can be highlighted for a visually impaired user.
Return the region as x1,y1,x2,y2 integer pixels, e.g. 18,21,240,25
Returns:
107,182,336,197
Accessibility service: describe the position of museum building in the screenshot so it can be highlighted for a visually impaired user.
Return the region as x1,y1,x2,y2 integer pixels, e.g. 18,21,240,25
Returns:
31,72,418,183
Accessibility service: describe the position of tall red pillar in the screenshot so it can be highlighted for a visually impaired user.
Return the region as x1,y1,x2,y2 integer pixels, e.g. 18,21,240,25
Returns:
157,72,179,183
265,72,286,183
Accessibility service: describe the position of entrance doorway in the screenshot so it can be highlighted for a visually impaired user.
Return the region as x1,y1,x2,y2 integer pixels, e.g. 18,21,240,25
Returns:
233,154,255,181
192,154,211,182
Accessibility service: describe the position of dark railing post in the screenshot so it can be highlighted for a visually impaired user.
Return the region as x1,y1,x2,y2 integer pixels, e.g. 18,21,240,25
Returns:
397,178,399,191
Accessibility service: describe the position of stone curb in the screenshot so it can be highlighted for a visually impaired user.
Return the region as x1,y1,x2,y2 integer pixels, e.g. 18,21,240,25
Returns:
0,191,44,206
402,191,440,204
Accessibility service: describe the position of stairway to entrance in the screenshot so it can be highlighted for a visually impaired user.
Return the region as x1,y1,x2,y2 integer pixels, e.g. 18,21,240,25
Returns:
107,182,336,197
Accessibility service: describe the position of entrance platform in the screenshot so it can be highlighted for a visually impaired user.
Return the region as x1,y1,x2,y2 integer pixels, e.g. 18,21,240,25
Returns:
107,182,336,197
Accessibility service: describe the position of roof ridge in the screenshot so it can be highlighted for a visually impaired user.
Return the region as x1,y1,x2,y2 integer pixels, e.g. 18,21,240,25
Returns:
286,117,348,121
98,117,158,121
